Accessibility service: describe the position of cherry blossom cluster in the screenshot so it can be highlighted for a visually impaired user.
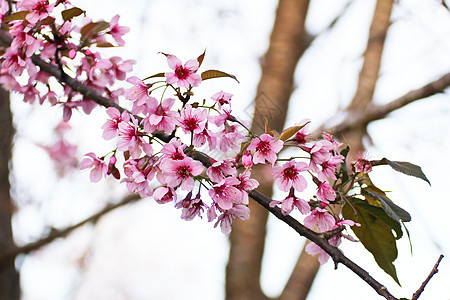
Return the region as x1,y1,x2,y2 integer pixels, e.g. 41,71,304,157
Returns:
0,0,368,263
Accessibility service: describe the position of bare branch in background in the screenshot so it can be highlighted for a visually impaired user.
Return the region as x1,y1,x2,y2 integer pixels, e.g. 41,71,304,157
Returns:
411,255,444,300
0,193,141,269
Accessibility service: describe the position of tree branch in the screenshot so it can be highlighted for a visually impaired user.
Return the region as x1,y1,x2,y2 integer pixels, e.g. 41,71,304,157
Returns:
0,27,402,300
0,193,141,269
411,254,444,300
319,71,450,138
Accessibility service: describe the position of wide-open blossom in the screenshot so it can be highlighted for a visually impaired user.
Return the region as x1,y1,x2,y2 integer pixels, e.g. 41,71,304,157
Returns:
209,176,244,210
236,169,259,204
117,114,153,158
192,124,217,150
124,76,151,114
162,157,204,191
165,55,202,88
16,0,55,24
108,14,130,46
273,160,308,192
217,124,245,153
207,159,236,183
122,157,156,197
79,153,108,183
101,107,129,139
176,104,207,134
304,208,336,232
160,138,187,161
142,97,179,134
247,134,283,165
312,154,344,182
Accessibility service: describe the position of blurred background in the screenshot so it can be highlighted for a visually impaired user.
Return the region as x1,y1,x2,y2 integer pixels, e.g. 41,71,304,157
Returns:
4,0,450,299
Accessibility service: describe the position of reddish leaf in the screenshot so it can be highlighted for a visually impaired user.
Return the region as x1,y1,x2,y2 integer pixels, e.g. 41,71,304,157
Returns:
201,70,239,83
197,49,206,68
62,7,84,22
279,122,310,141
96,41,116,48
4,11,30,23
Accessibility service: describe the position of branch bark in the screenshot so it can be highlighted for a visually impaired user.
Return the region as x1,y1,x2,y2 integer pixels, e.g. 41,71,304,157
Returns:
0,86,20,299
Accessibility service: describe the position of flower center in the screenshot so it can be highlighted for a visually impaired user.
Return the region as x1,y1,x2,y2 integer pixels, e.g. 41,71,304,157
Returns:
175,66,190,80
283,166,298,180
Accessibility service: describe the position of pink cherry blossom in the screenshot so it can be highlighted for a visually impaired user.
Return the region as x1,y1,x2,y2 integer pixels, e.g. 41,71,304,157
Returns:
142,97,179,134
247,134,283,165
160,138,187,161
211,91,233,108
207,159,236,183
304,208,336,232
312,154,344,182
117,114,153,158
272,160,308,192
175,191,207,221
176,104,207,134
354,157,372,173
109,56,134,81
121,157,156,197
16,0,55,24
162,157,204,191
153,186,177,204
270,188,310,216
124,76,151,114
241,150,253,168
217,124,245,153
101,107,129,140
292,119,311,145
165,55,202,89
236,169,259,204
316,181,336,202
214,205,250,234
208,177,244,210
192,124,217,150
79,153,108,183
108,14,130,46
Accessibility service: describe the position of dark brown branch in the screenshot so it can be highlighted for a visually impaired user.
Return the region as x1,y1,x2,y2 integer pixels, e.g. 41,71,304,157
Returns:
0,193,141,268
411,254,444,300
0,28,401,300
249,189,398,300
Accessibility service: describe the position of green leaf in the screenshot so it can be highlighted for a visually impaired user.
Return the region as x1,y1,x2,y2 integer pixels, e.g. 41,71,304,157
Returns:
201,70,239,83
4,11,30,23
343,198,401,284
362,189,412,223
371,158,430,185
62,7,84,22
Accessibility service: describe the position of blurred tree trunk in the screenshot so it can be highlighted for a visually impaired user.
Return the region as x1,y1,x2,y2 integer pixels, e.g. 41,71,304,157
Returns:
226,0,310,299
226,0,394,299
0,87,20,299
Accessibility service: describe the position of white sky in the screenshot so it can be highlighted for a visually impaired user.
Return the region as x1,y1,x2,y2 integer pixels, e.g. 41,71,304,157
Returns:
9,0,450,299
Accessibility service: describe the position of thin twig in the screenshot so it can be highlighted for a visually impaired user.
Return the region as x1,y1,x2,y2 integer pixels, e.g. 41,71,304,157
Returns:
411,254,444,300
0,193,141,268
